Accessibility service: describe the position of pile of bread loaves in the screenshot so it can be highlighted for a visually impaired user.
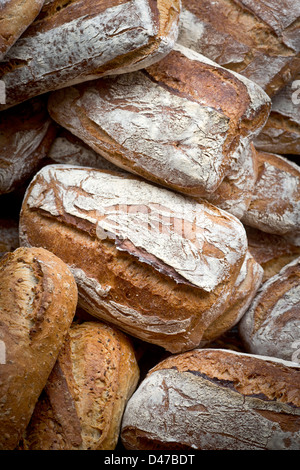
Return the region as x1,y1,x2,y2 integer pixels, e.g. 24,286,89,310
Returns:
0,0,300,451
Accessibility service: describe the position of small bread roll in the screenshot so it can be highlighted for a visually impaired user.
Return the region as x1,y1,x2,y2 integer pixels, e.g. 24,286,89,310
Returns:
19,321,139,450
0,246,78,450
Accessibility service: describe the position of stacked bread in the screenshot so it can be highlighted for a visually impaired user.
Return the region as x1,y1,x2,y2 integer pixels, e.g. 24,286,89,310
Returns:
0,0,299,451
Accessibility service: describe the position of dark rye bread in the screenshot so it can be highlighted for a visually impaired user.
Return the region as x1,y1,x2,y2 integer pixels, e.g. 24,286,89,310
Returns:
177,0,300,98
19,164,248,353
0,0,44,60
19,321,139,450
0,246,78,450
47,44,270,199
0,0,180,110
121,349,300,450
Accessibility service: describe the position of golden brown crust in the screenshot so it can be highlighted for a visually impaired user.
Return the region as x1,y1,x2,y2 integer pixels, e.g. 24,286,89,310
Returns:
0,246,78,450
19,321,139,450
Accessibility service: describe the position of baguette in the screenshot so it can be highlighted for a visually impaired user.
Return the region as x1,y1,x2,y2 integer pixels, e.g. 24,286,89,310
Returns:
121,349,300,450
0,0,180,110
19,164,248,353
47,43,271,199
0,246,78,450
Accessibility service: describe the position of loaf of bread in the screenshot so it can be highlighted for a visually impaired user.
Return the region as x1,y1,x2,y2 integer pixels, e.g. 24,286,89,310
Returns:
239,257,300,363
0,0,44,60
254,74,300,155
47,43,270,199
121,348,300,450
0,0,180,110
19,321,139,450
200,250,263,345
19,164,248,353
0,246,78,450
200,139,258,220
241,151,300,236
245,225,300,282
177,0,300,98
0,96,57,195
47,128,124,173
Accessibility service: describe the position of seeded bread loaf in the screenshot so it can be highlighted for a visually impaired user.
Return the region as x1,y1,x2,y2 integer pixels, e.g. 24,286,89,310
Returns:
0,0,180,110
19,164,248,353
0,246,78,450
47,43,270,199
19,321,139,450
121,349,300,450
177,0,300,98
239,256,300,363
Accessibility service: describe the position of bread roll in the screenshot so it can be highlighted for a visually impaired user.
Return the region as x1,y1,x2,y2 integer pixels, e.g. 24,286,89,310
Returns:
19,164,248,353
0,0,44,60
121,349,300,450
19,321,139,450
47,43,270,199
0,0,180,110
0,96,57,195
254,74,300,155
239,257,300,363
241,151,300,236
177,0,300,97
245,225,300,282
0,246,78,450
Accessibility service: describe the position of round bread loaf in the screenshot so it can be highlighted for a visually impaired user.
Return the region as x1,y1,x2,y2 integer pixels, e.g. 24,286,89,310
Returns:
239,256,300,363
0,246,78,450
121,348,300,450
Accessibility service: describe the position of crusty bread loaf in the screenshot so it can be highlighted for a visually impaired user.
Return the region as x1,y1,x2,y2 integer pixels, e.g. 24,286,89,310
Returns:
0,0,180,110
121,348,300,450
0,96,57,195
47,43,270,199
245,225,300,282
199,139,258,219
19,321,139,450
254,74,300,155
239,257,300,363
241,151,300,236
0,0,44,60
47,128,124,173
19,164,248,353
177,0,300,98
200,250,263,345
0,246,78,450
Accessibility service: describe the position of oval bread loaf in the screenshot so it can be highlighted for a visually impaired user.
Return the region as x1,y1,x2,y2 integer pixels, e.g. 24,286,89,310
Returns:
19,164,248,353
47,43,271,199
177,0,300,98
121,348,300,450
0,246,78,450
19,321,139,450
0,0,181,110
239,256,300,363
